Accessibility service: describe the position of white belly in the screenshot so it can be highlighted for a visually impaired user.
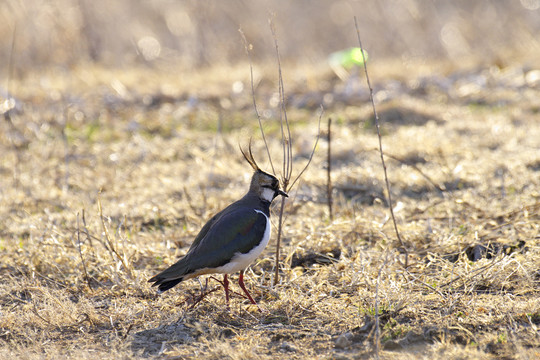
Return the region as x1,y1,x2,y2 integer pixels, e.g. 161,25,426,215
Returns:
213,209,271,274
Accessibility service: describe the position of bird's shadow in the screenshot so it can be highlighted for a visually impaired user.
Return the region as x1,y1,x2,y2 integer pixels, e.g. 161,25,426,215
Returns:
130,279,263,356
129,284,213,356
130,320,194,356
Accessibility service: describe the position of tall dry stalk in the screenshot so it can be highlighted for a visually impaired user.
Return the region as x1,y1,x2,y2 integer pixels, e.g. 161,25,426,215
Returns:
327,117,333,221
239,29,275,175
354,17,408,267
240,23,322,286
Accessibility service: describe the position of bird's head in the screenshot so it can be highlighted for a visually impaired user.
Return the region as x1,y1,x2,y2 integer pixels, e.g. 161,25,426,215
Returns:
241,144,288,203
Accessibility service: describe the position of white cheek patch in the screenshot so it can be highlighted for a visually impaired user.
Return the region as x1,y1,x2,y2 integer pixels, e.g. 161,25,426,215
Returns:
261,188,275,202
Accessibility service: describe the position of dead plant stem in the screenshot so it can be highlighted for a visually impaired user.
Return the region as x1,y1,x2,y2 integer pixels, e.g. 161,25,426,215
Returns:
76,212,92,288
97,192,133,278
241,21,321,286
327,117,333,221
354,17,408,267
239,29,275,174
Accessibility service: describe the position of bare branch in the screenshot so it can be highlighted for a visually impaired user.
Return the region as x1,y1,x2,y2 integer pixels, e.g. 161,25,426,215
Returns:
327,117,333,221
382,151,445,193
269,19,293,185
288,106,323,190
354,17,408,267
239,29,275,175
241,21,321,286
268,20,323,286
268,18,290,285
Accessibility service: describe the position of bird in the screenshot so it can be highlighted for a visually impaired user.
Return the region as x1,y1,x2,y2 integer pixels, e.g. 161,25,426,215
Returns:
148,145,287,310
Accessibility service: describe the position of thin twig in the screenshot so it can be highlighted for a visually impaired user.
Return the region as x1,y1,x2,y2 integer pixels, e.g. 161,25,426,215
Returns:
97,192,133,278
439,255,504,289
354,17,408,267
273,199,286,286
269,21,322,286
239,29,275,174
327,117,333,221
241,22,321,286
76,212,92,288
382,151,445,193
269,19,291,287
270,20,293,185
288,106,323,190
32,302,50,325
404,269,446,298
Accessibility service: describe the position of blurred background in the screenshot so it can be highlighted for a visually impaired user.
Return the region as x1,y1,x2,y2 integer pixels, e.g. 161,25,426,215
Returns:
1,0,539,74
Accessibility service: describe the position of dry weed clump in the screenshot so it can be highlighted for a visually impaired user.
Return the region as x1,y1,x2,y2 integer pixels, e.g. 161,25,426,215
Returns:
1,61,539,359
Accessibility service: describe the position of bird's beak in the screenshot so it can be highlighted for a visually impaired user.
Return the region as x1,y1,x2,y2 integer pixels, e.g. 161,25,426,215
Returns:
278,189,288,198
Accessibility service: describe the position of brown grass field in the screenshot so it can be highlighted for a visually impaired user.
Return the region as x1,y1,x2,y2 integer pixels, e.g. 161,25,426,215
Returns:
1,2,540,359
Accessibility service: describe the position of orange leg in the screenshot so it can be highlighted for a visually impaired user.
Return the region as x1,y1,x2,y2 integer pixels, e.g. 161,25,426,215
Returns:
238,270,261,311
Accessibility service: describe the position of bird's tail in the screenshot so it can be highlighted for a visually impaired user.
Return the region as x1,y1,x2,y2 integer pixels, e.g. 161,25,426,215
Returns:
148,273,185,293
148,259,191,293
153,277,184,293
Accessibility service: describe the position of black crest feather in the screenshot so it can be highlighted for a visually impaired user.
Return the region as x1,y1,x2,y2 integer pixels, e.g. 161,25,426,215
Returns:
240,140,260,172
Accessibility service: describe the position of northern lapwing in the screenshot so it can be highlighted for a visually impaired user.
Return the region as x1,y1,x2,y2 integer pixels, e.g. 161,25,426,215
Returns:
148,146,287,310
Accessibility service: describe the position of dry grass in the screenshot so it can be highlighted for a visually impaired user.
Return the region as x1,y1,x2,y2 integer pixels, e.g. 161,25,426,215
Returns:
1,58,539,360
